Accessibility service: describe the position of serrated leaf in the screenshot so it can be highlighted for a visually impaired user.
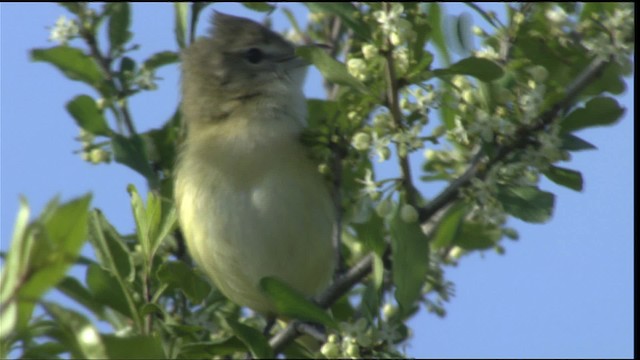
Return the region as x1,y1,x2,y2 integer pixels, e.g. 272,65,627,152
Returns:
156,262,211,304
434,57,504,82
31,47,103,86
543,165,584,192
225,317,273,359
560,96,625,133
66,95,111,136
259,277,336,328
305,3,370,40
297,46,368,93
497,186,555,223
390,205,429,317
107,3,131,54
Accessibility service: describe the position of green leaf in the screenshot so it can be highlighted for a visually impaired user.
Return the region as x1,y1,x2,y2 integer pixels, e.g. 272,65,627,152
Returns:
143,51,180,70
102,334,165,359
434,57,504,82
497,186,555,223
88,210,134,282
560,96,625,133
296,46,368,94
352,213,386,257
406,4,432,63
56,276,105,319
86,263,134,318
174,3,188,49
179,338,247,358
11,195,92,332
454,222,501,250
106,3,132,54
20,342,67,359
543,166,584,192
560,133,597,151
141,117,180,175
225,317,273,359
0,198,32,338
305,3,371,40
390,205,429,317
259,277,336,328
111,133,158,186
128,185,177,269
66,95,111,136
156,261,211,304
425,3,451,65
430,202,467,250
241,2,276,13
43,302,107,359
31,47,103,86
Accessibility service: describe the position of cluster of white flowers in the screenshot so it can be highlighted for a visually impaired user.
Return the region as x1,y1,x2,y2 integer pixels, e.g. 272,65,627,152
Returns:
372,3,414,47
320,318,402,359
400,85,439,117
358,169,380,200
347,57,368,81
392,122,424,158
473,46,500,61
460,170,506,226
134,67,158,90
371,130,392,162
49,15,79,45
518,122,567,172
581,5,634,63
78,128,111,165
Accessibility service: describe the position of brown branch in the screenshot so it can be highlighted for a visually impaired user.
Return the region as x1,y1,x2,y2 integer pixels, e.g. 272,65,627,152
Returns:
269,254,374,353
382,24,420,207
79,25,137,136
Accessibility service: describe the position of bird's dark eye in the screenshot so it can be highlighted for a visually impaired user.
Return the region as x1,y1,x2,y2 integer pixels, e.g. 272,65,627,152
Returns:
245,48,264,64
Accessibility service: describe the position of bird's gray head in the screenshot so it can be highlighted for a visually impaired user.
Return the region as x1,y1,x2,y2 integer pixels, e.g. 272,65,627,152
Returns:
181,12,307,127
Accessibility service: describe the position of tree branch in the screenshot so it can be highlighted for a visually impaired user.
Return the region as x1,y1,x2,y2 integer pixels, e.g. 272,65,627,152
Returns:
417,55,612,223
269,254,374,353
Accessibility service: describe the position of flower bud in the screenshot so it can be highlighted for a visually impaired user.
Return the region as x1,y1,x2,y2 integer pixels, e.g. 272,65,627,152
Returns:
375,199,393,217
400,204,419,223
352,132,371,151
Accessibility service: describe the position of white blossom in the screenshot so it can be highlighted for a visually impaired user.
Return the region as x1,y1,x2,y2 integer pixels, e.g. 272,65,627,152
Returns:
49,15,79,45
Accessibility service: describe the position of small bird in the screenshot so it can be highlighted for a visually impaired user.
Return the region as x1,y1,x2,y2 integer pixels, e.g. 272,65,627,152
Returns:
174,12,335,314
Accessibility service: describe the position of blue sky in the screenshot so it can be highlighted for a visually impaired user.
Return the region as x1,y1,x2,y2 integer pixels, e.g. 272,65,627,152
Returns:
1,3,633,358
